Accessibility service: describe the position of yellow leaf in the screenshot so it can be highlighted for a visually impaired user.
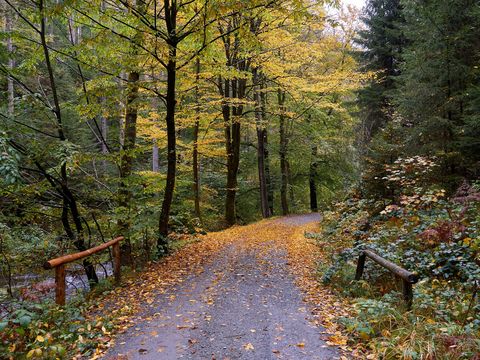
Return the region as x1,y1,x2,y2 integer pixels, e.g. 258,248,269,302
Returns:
243,343,255,350
381,329,391,337
35,335,45,342
359,331,371,341
26,349,35,358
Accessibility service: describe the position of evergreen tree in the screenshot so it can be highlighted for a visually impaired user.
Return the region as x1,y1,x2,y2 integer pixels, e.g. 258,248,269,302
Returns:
356,0,405,144
395,0,480,179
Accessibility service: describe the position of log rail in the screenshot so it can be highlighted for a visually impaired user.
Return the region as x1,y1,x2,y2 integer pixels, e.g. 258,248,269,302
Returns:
43,236,123,305
355,249,418,309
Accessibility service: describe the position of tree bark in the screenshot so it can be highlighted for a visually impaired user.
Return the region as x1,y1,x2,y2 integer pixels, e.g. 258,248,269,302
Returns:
100,99,108,172
309,145,318,212
221,77,238,226
220,73,245,226
6,6,14,117
118,71,139,264
217,18,249,226
158,4,178,249
38,0,98,285
278,89,289,215
288,160,294,206
261,85,273,215
193,58,202,221
252,68,270,218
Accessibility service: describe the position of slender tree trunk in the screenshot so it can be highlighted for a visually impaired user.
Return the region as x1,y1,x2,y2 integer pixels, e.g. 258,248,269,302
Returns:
309,145,318,212
101,99,108,172
68,15,77,45
38,0,98,285
261,85,273,215
252,68,270,218
119,72,139,192
158,44,177,250
6,7,14,117
288,160,294,206
193,58,202,221
256,127,270,217
118,71,139,264
265,134,273,214
218,22,246,226
278,89,289,215
222,78,236,225
221,76,243,226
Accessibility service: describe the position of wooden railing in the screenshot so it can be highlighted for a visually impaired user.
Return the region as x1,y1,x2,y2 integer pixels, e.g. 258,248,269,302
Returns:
43,236,124,305
355,249,419,309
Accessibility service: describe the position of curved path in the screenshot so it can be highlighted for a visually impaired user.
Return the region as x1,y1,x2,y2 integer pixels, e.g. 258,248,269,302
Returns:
105,214,341,360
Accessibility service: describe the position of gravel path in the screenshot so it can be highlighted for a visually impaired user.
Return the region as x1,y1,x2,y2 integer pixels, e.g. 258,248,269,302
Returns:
105,214,340,360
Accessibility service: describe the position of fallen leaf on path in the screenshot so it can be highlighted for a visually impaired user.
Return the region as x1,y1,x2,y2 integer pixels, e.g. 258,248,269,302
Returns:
243,343,255,351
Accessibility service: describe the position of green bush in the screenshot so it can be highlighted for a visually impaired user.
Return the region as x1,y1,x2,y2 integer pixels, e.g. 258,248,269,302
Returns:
0,294,115,359
316,178,480,359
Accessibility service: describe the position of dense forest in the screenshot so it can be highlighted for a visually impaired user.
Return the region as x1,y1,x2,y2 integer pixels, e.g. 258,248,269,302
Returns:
0,0,479,359
318,0,480,358
0,0,359,269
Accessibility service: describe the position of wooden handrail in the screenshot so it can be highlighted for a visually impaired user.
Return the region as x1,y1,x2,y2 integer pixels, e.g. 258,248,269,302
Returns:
43,236,123,269
355,249,418,309
44,236,124,305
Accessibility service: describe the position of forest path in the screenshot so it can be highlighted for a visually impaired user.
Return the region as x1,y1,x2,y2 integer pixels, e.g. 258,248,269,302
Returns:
103,214,348,360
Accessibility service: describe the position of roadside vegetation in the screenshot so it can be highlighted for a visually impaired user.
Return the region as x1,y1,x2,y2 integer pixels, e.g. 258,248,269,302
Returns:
315,0,480,358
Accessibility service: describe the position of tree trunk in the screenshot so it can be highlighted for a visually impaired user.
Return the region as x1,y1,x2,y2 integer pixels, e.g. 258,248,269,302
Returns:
252,68,270,218
218,22,247,226
38,0,98,285
278,89,289,215
6,6,14,117
264,131,273,215
118,71,139,264
221,75,244,226
222,78,236,225
119,117,125,147
193,58,201,221
158,43,177,251
256,127,270,218
100,100,108,172
261,85,273,215
309,145,318,212
288,160,294,206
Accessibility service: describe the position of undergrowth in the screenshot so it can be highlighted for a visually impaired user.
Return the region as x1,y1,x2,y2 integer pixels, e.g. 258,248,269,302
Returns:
0,281,117,359
314,159,480,359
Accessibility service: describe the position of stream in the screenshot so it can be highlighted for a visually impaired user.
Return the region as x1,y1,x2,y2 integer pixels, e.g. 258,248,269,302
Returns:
0,262,114,313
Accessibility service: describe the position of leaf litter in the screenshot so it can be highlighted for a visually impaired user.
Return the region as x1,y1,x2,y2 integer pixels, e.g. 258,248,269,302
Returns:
80,215,362,359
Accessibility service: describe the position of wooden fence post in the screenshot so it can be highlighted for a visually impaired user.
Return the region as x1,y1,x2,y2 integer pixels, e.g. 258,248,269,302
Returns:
402,279,413,310
112,242,121,285
45,236,123,305
354,249,418,309
55,264,66,306
355,252,366,280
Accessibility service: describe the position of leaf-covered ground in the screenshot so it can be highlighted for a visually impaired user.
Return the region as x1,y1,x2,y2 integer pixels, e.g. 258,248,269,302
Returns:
86,214,357,359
